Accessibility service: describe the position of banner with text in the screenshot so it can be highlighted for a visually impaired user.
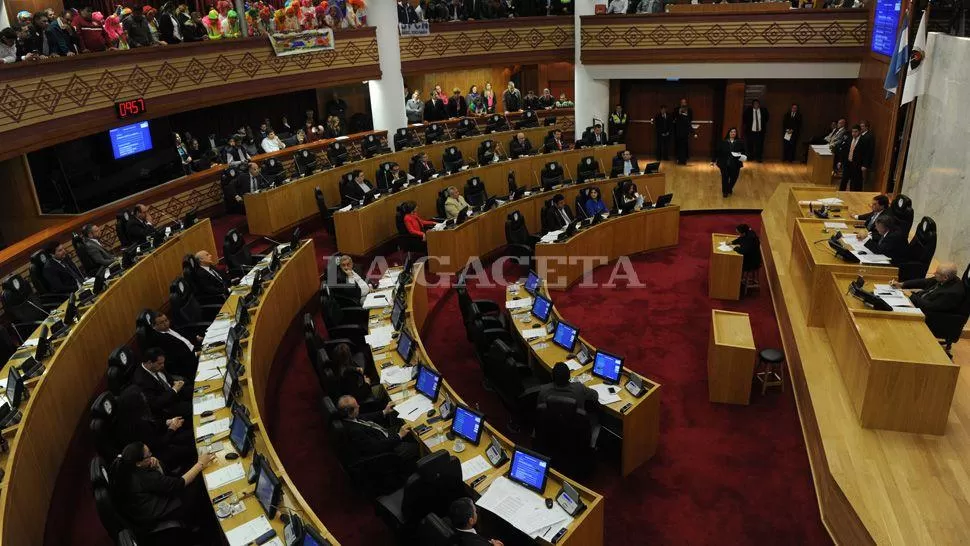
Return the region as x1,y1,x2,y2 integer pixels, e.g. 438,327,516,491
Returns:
268,28,335,57
399,22,430,36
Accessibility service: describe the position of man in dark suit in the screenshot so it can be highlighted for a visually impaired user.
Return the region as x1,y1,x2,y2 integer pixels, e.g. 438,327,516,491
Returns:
410,152,438,181
222,136,251,168
583,124,609,147
447,88,468,118
509,132,534,158
854,194,891,236
781,103,803,162
192,250,230,300
43,242,84,293
544,129,567,153
653,105,673,161
857,119,876,185
343,170,378,203
424,92,447,122
463,0,488,19
612,150,641,177
337,395,418,470
893,263,966,313
132,347,192,420
713,128,745,198
863,216,907,264
449,497,505,546
146,312,198,379
674,98,694,165
538,362,598,410
79,224,115,268
544,194,574,231
839,125,867,191
126,204,156,245
397,0,419,23
742,99,769,162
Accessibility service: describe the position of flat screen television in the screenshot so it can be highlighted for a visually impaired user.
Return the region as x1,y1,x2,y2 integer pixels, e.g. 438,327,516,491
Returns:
870,0,902,56
109,121,154,160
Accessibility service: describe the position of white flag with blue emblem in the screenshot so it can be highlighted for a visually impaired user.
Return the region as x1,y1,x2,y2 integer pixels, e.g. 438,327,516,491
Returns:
901,10,929,105
883,12,910,97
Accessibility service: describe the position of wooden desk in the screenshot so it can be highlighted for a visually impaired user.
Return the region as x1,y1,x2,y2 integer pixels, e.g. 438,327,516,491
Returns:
707,310,756,405
807,146,835,187
335,145,624,257
427,173,667,275
504,281,661,476
244,126,554,236
535,205,680,289
0,220,217,546
194,242,340,544
709,233,742,300
817,273,959,434
788,218,896,327
368,262,605,545
785,187,879,235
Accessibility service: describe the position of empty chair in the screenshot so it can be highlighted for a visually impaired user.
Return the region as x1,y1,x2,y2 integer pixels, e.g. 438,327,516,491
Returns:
486,339,541,429
394,128,420,151
575,188,591,220
576,156,604,183
319,287,369,344
115,210,134,247
435,188,450,219
362,133,389,158
540,161,571,190
442,146,464,174
375,451,467,537
261,157,286,185
897,216,937,282
107,345,138,395
1,274,57,338
292,149,318,177
29,249,57,295
424,123,446,144
90,392,120,460
478,139,499,165
456,281,506,331
455,117,479,138
72,231,98,276
533,395,596,478
891,194,915,235
222,229,264,277
315,187,339,237
504,211,537,270
516,109,538,129
327,141,350,167
486,113,508,133
464,177,488,208
168,278,220,337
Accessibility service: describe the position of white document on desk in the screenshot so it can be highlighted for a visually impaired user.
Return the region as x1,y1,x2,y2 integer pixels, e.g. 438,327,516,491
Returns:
824,222,849,229
366,325,394,347
203,462,246,490
521,327,546,340
193,394,226,415
196,367,223,381
717,242,734,252
378,276,398,289
195,418,231,439
225,514,273,546
811,144,833,156
477,477,568,537
590,384,622,405
506,297,533,310
539,230,563,243
362,290,393,310
21,338,39,348
380,365,413,386
563,359,582,371
880,295,914,308
853,252,891,265
199,356,228,373
461,455,491,481
394,395,434,422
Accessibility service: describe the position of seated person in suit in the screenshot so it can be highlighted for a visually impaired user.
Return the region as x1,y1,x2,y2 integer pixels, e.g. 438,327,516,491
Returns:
892,263,966,313
449,497,505,546
853,194,891,236
445,186,471,219
115,386,197,472
410,152,438,182
731,223,762,272
402,200,437,241
539,362,598,410
509,132,534,159
344,170,378,204
618,180,644,213
222,135,251,167
863,216,907,264
79,224,115,268
335,343,382,402
337,395,419,471
193,250,230,300
126,204,156,244
584,124,609,147
612,150,641,177
336,254,372,305
544,128,569,153
544,194,574,231
108,441,215,529
584,188,609,217
385,163,410,192
132,347,192,420
148,312,199,378
43,241,85,293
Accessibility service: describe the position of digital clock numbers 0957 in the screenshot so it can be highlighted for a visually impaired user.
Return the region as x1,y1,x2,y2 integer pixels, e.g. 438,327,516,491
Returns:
115,98,147,120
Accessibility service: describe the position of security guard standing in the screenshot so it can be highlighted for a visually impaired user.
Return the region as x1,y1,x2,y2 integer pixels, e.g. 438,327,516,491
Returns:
609,105,628,144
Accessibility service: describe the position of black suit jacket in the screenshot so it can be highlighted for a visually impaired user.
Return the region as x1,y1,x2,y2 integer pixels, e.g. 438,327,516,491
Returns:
674,107,694,137
584,132,608,147
195,266,230,300
901,277,966,313
509,138,533,159
424,99,447,122
537,383,598,411
411,160,437,182
145,329,198,379
857,209,891,234
611,156,641,176
131,366,191,419
43,258,83,293
81,238,115,267
454,531,494,546
343,178,376,202
653,112,673,137
545,205,574,230
116,466,185,525
742,107,770,135
714,139,745,170
863,229,907,263
782,111,803,136
731,231,762,272
397,2,420,23
342,413,402,459
857,131,875,169
447,96,468,118
127,218,154,244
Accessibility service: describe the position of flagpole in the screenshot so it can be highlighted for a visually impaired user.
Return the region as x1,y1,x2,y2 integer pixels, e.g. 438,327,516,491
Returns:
893,4,930,194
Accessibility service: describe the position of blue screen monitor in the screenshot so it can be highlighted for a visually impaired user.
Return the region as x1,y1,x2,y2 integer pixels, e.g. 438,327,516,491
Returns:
109,121,153,159
255,457,282,519
415,364,441,402
396,329,415,363
552,321,578,351
870,0,901,56
229,407,253,456
592,350,624,384
450,404,485,445
302,527,330,546
531,294,552,322
508,446,551,493
524,270,540,294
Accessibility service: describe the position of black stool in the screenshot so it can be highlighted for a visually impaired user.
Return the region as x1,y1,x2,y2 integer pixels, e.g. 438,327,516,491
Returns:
754,348,785,394
741,268,761,297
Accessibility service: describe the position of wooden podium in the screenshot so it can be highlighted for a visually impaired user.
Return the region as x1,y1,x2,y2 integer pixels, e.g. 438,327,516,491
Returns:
709,233,743,300
708,310,757,405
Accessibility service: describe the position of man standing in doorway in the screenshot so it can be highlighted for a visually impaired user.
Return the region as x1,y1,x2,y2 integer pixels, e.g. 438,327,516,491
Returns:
781,103,802,162
742,99,769,162
674,98,693,165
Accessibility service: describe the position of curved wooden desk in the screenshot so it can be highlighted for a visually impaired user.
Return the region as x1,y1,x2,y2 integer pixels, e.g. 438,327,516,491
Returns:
505,274,662,476
244,126,555,237
0,219,217,546
427,173,666,274
193,241,340,543
366,262,604,545
535,205,681,289
334,145,624,256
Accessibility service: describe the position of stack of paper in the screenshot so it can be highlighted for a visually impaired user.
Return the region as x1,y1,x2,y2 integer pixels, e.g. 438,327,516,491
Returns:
717,242,734,252
506,297,533,310
362,290,393,310
394,395,434,422
380,365,413,386
563,358,582,371
196,357,228,381
203,462,246,490
824,222,849,229
460,455,491,481
193,394,226,415
366,325,395,347
539,230,563,243
225,515,273,546
811,144,833,156
195,418,231,439
476,477,571,539
521,328,547,340
590,384,622,405
203,319,233,346
853,252,891,265
872,284,919,312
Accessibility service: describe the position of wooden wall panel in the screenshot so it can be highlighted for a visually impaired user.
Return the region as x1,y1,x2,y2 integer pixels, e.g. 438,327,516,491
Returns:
405,67,510,101
620,80,722,159
0,156,65,245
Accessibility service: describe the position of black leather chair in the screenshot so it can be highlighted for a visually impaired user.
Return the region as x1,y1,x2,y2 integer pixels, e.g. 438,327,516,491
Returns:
464,177,487,208
612,179,632,213
318,287,369,344
375,451,468,537
504,211,537,271
478,139,499,165
315,187,340,237
107,345,137,395
924,263,970,355
396,204,428,255
435,188,450,219
541,161,570,190
327,141,350,167
533,395,596,479
891,194,915,236
576,156,604,183
516,109,538,129
1,274,57,340
540,199,557,233
362,133,389,158
90,392,120,460
486,113,508,133
575,188,591,220
897,216,937,282
293,149,318,177
394,128,420,151
261,157,286,185
117,529,138,546
29,248,60,296
455,117,479,138
486,339,541,428
180,254,225,305
467,312,516,374
442,146,465,174
116,210,133,248
456,280,506,332
322,396,405,496
425,123,446,144
222,229,265,278
415,513,455,546
168,278,220,337
72,231,99,276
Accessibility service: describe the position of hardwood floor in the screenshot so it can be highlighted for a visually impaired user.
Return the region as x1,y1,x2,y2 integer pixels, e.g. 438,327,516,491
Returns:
651,159,817,211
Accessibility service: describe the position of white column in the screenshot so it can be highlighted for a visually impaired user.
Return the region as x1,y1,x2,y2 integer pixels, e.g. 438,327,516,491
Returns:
367,2,407,133
574,0,610,134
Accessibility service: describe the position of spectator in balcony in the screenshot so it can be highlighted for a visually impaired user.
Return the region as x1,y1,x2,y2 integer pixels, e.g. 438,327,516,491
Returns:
181,11,207,41
222,10,242,38
467,85,483,112
324,116,345,138
261,131,286,153
607,0,629,13
16,10,31,26
22,12,52,59
538,89,556,109
433,84,450,107
294,130,307,145
503,82,522,113
523,90,540,111
555,93,573,108
74,7,108,53
0,28,17,63
157,2,182,44
46,10,78,56
125,6,160,47
464,0,489,19
103,9,125,47
425,90,448,122
204,9,223,39
174,133,193,175
674,97,693,165
223,136,251,167
326,93,350,125
142,6,165,44
406,90,425,124
398,0,420,23
636,0,663,13
483,83,497,114
448,88,468,119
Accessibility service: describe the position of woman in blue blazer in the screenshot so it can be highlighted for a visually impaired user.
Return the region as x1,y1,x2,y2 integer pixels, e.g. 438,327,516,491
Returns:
584,187,609,217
